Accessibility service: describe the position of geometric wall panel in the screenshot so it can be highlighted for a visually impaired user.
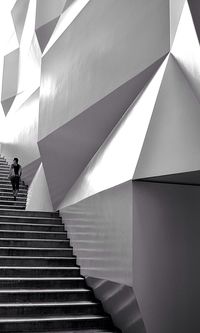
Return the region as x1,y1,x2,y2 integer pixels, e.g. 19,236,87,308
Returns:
36,16,60,53
188,0,200,44
39,56,167,209
171,1,200,104
1,48,19,103
35,0,66,29
1,95,16,116
11,0,30,43
169,0,186,47
134,55,200,180
39,0,170,141
58,56,168,208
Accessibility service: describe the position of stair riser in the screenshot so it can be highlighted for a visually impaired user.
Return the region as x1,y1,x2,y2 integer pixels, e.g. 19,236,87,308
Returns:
0,268,80,277
0,317,112,332
0,231,67,240
0,210,59,218
0,197,26,202
0,248,72,257
0,206,26,210
0,193,27,197
0,291,93,303
0,217,62,225
0,224,64,232
0,202,26,207
0,258,76,267
0,239,69,248
0,304,102,317
0,188,27,193
0,279,85,289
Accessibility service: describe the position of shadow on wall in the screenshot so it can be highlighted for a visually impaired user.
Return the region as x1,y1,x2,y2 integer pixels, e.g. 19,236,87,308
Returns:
86,276,146,333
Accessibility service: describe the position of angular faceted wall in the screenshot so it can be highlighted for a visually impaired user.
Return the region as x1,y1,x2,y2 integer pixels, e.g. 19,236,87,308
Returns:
1,1,200,332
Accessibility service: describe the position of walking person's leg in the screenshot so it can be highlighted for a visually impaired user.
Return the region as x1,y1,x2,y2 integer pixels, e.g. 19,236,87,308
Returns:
15,176,20,199
10,176,16,198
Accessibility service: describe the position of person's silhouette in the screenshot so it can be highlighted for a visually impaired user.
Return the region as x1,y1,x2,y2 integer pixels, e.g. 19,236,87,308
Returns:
8,158,22,200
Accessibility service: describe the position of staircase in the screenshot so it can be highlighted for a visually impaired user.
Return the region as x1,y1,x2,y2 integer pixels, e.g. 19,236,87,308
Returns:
0,156,119,332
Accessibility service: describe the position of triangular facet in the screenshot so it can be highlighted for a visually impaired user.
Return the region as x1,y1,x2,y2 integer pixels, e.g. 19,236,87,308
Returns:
57,57,168,208
1,95,16,116
39,56,168,208
11,0,30,43
188,0,200,44
36,16,60,53
35,0,66,29
170,0,186,47
134,56,200,180
171,1,200,103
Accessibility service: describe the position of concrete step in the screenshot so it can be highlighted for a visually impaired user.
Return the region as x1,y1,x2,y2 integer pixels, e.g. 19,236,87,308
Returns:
0,315,112,332
0,256,76,267
0,222,64,232
0,289,94,303
0,247,72,257
0,201,26,206
0,192,27,197
0,210,59,218
0,238,70,248
0,230,67,240
0,196,26,201
0,266,80,277
0,215,62,225
0,187,27,193
0,277,85,290
0,205,26,210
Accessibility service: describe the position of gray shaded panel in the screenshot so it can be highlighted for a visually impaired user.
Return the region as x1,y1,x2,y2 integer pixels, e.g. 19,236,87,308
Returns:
133,181,200,333
188,0,200,44
134,56,200,179
63,0,75,13
86,276,146,333
39,0,169,140
60,181,133,285
35,0,66,29
39,57,165,208
1,49,19,101
170,0,185,46
11,0,30,42
22,157,41,186
137,170,200,186
1,96,15,115
36,16,60,53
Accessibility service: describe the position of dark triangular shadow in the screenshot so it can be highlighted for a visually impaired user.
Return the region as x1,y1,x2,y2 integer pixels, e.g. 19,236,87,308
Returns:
1,96,16,115
36,16,60,53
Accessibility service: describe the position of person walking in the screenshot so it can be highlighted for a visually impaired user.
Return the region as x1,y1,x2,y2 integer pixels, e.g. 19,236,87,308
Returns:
8,158,22,200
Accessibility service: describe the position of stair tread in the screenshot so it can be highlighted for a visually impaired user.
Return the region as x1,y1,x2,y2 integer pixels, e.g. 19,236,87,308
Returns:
0,289,90,293
0,315,108,322
0,277,83,280
0,247,71,250
0,230,65,235
0,301,97,306
0,266,79,269
0,215,60,220
0,256,74,259
0,238,68,242
0,222,62,227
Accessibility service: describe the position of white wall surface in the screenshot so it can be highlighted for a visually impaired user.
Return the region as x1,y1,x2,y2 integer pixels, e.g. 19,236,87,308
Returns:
26,162,53,211
60,181,133,286
1,89,40,167
39,0,169,140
